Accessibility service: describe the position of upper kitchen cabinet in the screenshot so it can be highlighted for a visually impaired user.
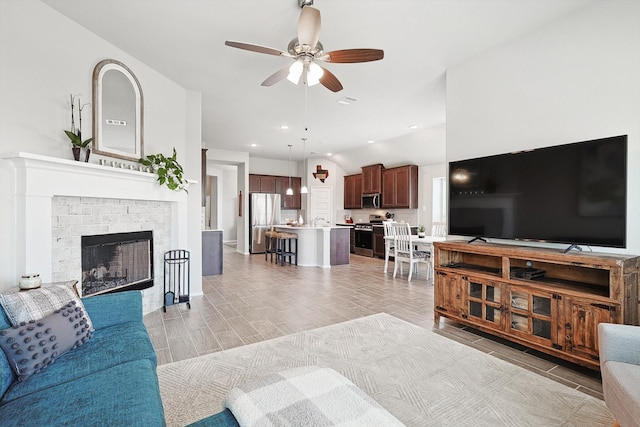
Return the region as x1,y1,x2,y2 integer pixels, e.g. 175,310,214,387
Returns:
344,174,363,209
276,176,302,210
249,174,276,193
382,165,418,208
361,164,383,194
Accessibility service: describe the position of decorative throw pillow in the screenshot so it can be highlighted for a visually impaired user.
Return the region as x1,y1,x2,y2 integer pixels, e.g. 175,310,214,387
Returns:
0,284,94,332
0,301,93,381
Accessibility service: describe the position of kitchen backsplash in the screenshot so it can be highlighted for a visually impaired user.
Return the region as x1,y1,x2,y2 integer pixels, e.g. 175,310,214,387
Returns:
339,209,419,226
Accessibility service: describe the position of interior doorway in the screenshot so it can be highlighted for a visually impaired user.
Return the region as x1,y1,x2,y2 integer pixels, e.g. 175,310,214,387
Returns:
309,186,333,225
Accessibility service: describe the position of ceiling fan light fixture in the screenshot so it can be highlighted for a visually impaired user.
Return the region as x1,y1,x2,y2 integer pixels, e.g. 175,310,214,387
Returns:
306,62,324,86
287,60,304,84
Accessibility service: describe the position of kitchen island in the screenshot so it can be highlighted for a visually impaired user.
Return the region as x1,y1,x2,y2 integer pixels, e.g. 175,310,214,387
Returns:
274,225,350,268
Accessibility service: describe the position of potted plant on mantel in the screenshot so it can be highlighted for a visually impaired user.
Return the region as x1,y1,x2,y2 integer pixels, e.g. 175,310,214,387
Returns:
64,94,93,162
140,148,189,193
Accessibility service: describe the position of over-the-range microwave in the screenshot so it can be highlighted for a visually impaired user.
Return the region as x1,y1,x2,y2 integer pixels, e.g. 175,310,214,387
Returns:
362,193,382,209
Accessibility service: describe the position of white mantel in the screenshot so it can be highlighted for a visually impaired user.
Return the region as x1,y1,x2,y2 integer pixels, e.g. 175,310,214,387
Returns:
0,153,190,311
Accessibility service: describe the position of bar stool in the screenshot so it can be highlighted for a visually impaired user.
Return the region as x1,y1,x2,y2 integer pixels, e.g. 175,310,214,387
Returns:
277,232,298,266
264,230,279,263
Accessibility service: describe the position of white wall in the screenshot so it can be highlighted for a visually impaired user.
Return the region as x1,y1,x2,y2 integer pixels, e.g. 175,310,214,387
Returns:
0,1,203,293
446,0,640,254
250,157,296,177
222,168,238,241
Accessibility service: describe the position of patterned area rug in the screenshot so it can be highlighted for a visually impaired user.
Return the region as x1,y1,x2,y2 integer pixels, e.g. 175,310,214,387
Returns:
157,313,613,426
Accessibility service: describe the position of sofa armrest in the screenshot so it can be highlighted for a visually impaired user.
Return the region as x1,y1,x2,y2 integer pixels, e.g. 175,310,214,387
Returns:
82,290,143,330
598,323,640,366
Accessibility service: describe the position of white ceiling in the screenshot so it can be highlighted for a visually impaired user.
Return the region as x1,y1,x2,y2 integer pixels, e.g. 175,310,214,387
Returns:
43,0,598,169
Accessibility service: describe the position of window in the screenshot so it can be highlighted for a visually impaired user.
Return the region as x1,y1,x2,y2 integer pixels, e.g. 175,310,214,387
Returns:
432,177,447,223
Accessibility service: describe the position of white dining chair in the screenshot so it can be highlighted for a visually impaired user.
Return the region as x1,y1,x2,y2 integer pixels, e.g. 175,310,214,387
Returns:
392,223,430,282
431,222,447,237
383,220,396,273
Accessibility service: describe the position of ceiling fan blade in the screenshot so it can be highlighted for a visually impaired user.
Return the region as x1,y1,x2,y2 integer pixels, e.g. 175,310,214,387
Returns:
261,65,291,87
317,65,343,93
320,49,384,63
297,6,321,50
225,40,291,57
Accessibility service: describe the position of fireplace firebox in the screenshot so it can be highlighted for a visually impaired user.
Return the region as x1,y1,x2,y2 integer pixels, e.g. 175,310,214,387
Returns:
81,231,153,297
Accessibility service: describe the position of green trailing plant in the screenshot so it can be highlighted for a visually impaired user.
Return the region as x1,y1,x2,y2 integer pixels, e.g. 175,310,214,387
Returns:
140,148,189,192
64,94,93,148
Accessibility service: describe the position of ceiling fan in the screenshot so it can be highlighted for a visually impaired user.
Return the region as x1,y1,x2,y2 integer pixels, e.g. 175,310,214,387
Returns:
224,0,384,93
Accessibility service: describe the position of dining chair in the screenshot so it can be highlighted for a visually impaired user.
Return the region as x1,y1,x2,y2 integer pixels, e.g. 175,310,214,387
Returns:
431,222,447,237
382,220,396,273
392,223,430,282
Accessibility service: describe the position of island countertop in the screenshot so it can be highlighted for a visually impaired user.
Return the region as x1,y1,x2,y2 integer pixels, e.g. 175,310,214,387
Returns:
273,226,349,267
275,224,347,230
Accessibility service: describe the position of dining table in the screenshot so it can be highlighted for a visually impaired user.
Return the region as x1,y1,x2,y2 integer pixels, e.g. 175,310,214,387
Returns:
383,235,447,277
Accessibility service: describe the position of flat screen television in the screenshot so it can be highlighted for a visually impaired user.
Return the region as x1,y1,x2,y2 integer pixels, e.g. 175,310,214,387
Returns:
448,135,627,248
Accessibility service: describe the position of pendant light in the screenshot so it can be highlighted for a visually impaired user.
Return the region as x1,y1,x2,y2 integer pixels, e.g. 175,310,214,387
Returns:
286,144,294,196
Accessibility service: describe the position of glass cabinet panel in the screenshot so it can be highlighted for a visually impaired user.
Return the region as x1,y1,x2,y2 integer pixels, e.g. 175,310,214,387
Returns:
466,279,502,328
533,318,552,340
486,285,501,303
533,296,551,317
508,287,554,344
511,312,528,332
511,291,528,310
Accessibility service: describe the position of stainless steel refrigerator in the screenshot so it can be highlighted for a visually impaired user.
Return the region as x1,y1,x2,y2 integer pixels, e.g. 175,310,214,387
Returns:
249,193,281,254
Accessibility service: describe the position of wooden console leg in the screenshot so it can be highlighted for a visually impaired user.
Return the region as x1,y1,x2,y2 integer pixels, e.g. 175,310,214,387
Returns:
434,313,441,328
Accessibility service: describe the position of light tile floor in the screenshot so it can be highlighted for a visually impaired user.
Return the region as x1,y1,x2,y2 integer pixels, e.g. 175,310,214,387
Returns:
143,244,604,399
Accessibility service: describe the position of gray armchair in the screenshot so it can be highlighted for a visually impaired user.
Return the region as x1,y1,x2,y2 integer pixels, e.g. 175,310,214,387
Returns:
598,323,640,427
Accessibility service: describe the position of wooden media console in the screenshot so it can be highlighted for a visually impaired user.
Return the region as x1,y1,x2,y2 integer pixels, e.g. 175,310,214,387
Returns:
433,241,639,369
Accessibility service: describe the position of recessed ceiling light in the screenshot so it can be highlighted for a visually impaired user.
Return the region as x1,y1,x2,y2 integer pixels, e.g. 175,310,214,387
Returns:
327,153,333,156
409,125,418,130
250,143,257,147
367,140,374,144
280,125,289,130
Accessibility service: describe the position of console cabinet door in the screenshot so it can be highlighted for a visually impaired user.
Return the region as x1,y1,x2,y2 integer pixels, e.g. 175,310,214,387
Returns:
505,286,560,348
435,271,464,318
565,297,619,363
465,276,504,331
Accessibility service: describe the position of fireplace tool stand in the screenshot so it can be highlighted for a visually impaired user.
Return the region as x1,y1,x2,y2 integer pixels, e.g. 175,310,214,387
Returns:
163,249,191,312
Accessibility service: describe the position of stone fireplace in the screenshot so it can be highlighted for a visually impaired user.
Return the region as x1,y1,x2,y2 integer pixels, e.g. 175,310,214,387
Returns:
0,153,190,314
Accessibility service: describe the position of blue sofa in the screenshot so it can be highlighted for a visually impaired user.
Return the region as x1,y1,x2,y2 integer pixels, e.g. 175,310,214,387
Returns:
0,290,165,426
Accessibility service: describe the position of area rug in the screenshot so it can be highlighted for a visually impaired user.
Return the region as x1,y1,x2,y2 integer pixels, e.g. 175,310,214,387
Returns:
157,313,613,426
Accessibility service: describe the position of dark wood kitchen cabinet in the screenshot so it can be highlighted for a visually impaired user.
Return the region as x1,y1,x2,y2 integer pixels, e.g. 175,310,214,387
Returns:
373,226,385,258
249,174,276,193
382,165,418,209
344,174,363,209
361,164,383,194
274,176,301,209
251,174,301,209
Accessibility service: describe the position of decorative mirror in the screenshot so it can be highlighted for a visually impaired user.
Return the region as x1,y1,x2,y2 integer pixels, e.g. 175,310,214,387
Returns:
92,59,144,161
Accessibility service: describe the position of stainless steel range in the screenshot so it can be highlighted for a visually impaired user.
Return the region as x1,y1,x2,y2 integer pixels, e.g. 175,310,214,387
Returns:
354,215,384,257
